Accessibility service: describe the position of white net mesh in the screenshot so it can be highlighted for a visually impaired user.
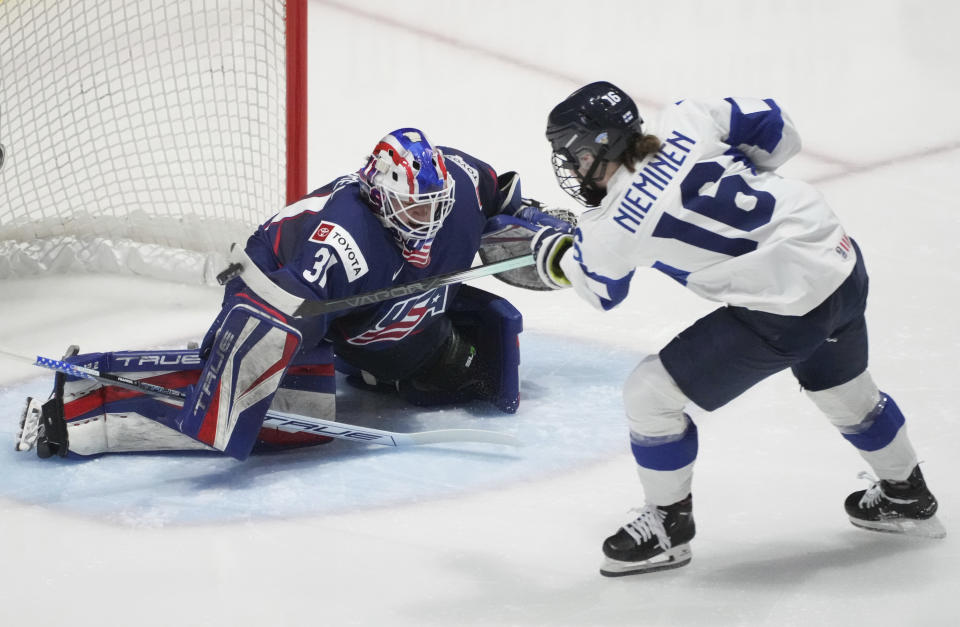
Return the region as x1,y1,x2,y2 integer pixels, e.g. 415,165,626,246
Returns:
0,0,296,284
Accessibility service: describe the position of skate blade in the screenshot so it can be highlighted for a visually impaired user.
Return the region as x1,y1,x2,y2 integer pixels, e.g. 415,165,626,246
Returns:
15,397,42,452
599,544,692,577
850,515,946,539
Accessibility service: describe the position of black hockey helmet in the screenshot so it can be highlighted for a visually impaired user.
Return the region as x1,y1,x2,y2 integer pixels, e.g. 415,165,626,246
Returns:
546,81,643,206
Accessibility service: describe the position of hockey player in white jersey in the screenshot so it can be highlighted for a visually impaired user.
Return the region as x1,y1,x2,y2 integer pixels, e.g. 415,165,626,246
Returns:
531,81,944,577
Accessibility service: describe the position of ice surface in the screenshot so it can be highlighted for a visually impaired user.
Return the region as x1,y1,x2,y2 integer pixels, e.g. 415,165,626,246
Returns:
1,1,958,625
0,333,636,524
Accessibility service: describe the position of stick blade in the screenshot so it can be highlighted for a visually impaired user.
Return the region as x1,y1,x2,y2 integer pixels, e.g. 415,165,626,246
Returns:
404,428,521,447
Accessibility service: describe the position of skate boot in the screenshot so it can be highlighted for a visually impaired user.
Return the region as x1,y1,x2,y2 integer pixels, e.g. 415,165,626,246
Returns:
15,393,69,458
845,465,945,539
600,494,695,577
13,345,76,458
15,397,43,452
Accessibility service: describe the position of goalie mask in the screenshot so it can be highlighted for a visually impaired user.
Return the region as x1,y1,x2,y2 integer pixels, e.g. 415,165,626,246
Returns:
360,128,456,245
546,81,643,207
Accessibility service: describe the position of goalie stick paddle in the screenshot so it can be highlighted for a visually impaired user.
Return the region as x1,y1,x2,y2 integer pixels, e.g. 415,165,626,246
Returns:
0,349,521,449
291,253,534,317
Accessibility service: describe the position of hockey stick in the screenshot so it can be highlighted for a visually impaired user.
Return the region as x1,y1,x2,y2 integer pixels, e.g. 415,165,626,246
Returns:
0,349,521,448
291,253,534,317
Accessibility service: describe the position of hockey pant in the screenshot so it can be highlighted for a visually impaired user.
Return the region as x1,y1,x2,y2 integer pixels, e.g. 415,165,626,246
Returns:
53,334,335,460
624,355,919,506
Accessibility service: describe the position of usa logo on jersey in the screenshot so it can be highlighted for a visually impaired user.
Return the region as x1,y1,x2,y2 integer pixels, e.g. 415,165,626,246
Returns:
345,286,449,345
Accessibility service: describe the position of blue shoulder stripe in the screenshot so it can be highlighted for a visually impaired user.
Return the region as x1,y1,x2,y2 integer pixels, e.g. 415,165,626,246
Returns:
725,98,784,153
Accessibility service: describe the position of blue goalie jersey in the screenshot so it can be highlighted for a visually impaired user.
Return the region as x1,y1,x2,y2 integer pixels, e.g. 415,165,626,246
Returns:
242,146,505,365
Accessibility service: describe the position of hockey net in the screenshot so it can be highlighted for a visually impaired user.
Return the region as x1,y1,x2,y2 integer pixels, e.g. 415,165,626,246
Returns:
0,0,307,285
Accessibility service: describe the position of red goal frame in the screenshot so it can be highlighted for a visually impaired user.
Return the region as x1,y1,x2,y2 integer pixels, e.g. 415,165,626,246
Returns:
286,0,309,205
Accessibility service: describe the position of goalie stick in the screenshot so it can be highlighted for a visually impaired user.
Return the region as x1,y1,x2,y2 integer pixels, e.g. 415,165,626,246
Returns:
0,349,521,449
216,206,574,317
293,253,533,317
218,252,535,318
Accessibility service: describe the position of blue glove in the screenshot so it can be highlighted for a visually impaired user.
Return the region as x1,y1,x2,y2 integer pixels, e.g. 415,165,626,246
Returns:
531,226,573,290
514,201,577,234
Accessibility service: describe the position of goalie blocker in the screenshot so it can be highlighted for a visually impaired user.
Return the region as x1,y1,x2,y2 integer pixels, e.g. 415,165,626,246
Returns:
18,286,522,461
336,284,522,413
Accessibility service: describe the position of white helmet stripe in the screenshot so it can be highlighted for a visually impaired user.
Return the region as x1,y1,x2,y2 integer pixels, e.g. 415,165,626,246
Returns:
379,134,418,195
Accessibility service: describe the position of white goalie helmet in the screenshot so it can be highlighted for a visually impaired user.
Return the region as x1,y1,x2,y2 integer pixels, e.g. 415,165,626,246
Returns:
359,128,456,243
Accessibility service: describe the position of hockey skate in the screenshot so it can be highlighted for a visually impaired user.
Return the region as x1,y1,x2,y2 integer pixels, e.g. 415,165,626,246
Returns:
13,345,76,458
600,494,695,577
845,465,945,539
15,397,43,452
15,394,69,458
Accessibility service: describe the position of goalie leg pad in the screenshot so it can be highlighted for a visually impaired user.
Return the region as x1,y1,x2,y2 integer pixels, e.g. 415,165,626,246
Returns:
179,302,302,460
257,343,337,450
59,349,212,456
27,343,333,457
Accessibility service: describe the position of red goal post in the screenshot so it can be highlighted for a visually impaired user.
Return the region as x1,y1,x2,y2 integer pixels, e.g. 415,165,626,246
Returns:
0,0,308,284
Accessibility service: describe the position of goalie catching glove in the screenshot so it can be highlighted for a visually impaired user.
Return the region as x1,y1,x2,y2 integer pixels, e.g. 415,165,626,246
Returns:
482,171,579,291
531,226,573,290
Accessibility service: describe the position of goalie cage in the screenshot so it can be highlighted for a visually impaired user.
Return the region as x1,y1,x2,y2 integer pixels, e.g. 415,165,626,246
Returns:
0,0,308,285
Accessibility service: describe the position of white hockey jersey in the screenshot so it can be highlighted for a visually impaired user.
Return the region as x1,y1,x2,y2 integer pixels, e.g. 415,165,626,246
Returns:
559,97,857,316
